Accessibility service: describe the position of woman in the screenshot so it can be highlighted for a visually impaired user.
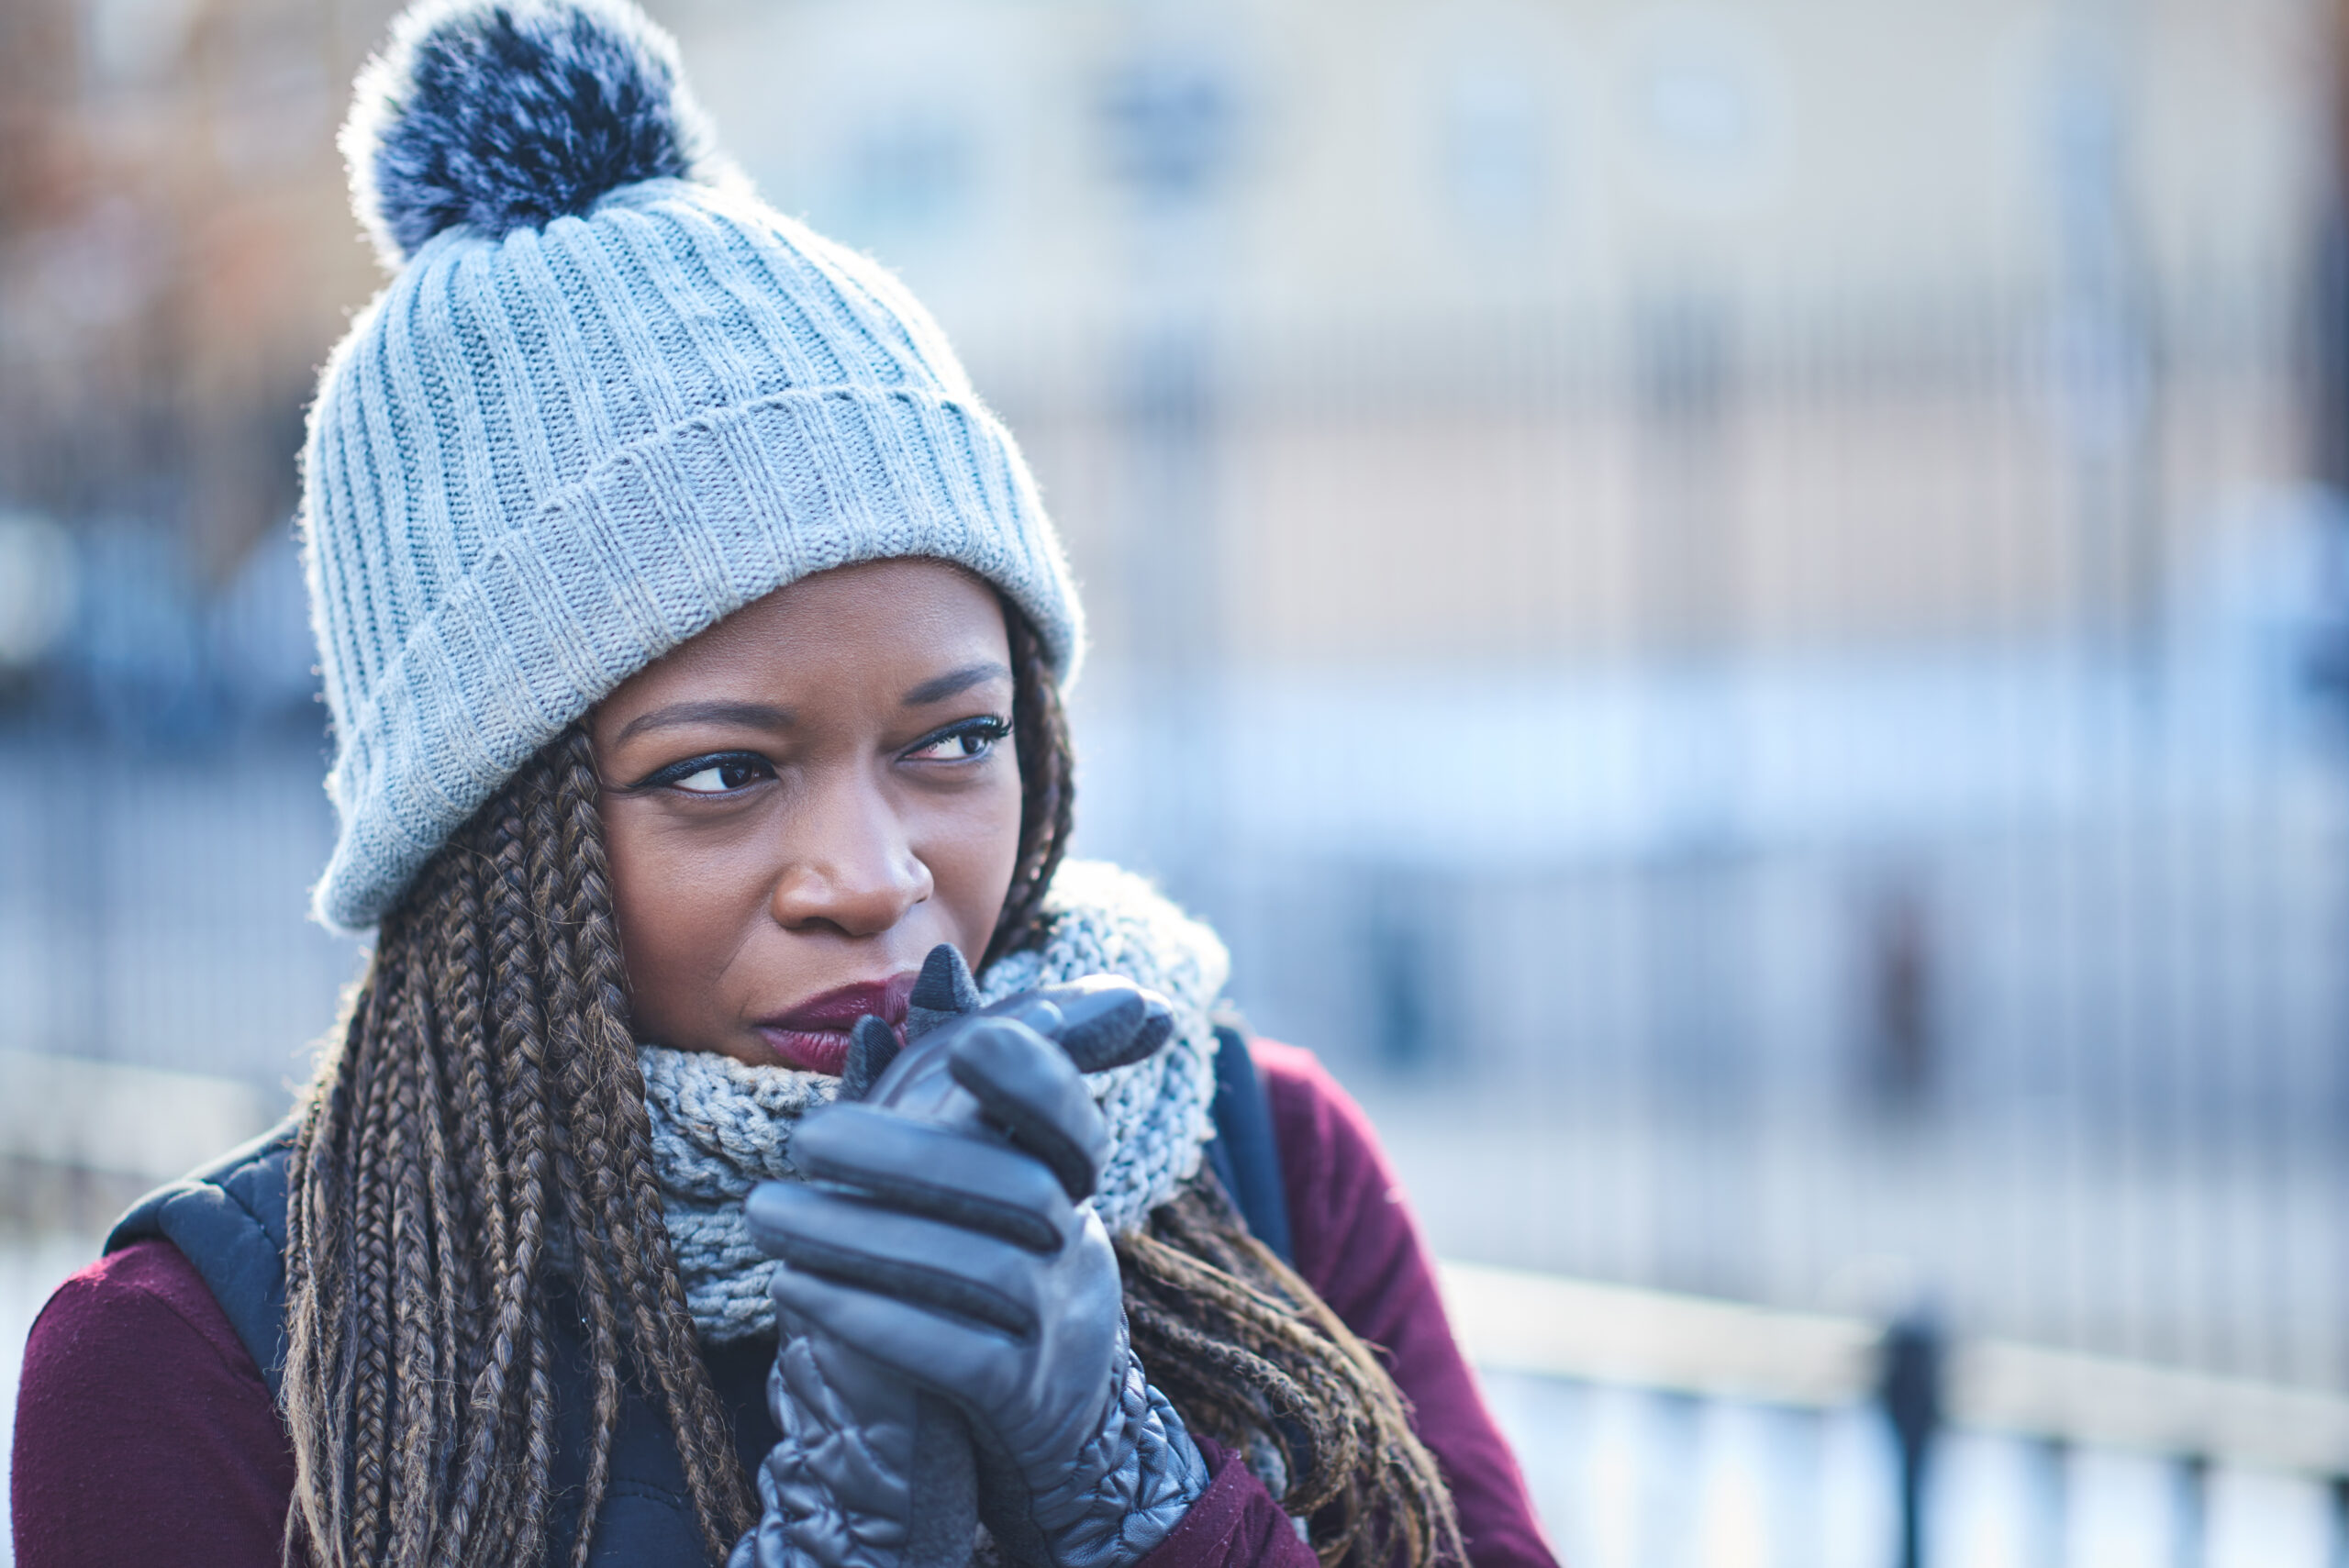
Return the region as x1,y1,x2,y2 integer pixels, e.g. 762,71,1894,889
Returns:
7,3,1553,1565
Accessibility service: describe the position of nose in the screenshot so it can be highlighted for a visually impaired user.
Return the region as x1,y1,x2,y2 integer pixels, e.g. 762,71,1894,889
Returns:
767,771,932,939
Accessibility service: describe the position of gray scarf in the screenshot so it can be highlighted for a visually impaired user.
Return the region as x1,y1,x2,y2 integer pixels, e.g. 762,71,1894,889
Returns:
640,861,1229,1345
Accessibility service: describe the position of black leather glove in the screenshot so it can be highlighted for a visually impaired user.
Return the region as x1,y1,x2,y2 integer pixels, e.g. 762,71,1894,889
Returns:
725,1326,974,1568
748,946,1210,1568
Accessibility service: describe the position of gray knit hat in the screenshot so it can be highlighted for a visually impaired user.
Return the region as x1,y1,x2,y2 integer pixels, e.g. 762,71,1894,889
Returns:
302,0,1083,931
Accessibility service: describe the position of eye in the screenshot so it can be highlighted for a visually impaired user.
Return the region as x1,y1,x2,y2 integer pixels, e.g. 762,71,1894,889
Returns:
905,717,1010,763
655,753,774,794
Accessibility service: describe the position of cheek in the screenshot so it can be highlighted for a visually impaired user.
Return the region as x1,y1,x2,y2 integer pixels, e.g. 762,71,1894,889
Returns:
918,770,1027,942
601,802,761,1028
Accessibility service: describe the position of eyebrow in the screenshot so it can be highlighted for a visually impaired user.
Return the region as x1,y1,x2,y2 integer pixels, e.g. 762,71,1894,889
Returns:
902,662,1011,707
614,699,795,744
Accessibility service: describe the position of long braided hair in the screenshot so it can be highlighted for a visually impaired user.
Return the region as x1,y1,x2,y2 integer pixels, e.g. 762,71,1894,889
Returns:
281,601,1460,1568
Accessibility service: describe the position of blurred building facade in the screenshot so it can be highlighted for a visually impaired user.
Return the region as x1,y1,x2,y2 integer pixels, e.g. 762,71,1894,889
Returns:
0,0,394,574
671,0,2315,663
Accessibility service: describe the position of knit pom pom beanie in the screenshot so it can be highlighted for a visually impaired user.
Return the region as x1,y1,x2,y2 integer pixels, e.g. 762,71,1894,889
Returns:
303,0,1084,930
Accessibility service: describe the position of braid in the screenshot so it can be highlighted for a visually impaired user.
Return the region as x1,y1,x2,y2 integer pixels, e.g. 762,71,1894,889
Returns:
345,966,399,1555
402,906,473,1548
988,598,1073,964
282,973,366,1564
429,847,495,1385
517,751,629,1568
549,732,753,1562
383,940,440,1565
1119,1186,1465,1567
484,791,560,1564
284,733,751,1568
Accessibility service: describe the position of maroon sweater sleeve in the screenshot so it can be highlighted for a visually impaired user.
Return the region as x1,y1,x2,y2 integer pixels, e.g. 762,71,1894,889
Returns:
1257,1040,1555,1568
1142,1434,1318,1568
11,1239,294,1568
1137,1041,1557,1568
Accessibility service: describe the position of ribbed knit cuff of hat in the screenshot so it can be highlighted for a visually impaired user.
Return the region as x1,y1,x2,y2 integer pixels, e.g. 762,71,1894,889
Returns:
311,344,1073,933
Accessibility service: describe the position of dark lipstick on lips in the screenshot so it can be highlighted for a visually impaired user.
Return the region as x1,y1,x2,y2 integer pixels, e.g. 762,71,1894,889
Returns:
754,971,918,1074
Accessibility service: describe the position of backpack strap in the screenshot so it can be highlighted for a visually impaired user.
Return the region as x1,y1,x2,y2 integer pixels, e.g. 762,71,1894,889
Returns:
105,1117,299,1400
1204,1026,1293,1266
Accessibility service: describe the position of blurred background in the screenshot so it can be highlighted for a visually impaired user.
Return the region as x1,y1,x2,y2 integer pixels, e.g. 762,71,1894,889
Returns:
4,0,2349,1562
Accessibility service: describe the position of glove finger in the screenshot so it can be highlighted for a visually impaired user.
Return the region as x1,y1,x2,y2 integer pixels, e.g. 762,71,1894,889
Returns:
796,1105,1073,1253
862,1033,975,1122
836,1015,901,1104
999,977,1176,1074
750,1182,1045,1340
769,1262,1010,1400
946,1019,1108,1202
974,993,1066,1040
1052,984,1173,1073
905,942,982,1041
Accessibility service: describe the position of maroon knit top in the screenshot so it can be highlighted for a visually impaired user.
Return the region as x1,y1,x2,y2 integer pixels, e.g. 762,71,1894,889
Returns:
11,1041,1556,1568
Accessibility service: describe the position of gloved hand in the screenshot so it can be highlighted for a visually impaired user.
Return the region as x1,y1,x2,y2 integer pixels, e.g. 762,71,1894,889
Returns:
747,946,1210,1568
729,948,1180,1568
725,1327,974,1568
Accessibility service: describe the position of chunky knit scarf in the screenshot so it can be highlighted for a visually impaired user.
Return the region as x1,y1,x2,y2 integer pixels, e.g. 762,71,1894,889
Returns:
640,861,1229,1344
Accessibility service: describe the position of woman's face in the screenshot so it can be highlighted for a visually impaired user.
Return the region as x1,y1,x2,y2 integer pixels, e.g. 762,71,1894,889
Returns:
590,559,1024,1073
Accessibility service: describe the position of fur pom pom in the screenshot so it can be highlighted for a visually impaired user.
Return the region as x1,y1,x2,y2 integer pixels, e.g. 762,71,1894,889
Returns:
344,0,718,265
